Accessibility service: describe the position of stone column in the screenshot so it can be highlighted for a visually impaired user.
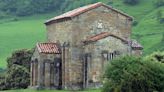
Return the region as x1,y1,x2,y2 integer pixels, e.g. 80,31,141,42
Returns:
33,61,36,86
50,63,54,87
45,62,51,88
65,46,70,88
61,47,65,88
38,62,44,88
30,61,33,86
34,61,38,86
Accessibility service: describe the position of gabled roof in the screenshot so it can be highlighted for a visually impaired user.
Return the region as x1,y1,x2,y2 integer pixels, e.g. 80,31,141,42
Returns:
131,40,143,50
82,32,143,50
83,32,128,43
36,43,61,54
45,2,133,25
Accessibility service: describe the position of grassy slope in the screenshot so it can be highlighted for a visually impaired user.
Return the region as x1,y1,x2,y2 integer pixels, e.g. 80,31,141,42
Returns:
110,0,164,54
0,15,47,68
0,0,164,68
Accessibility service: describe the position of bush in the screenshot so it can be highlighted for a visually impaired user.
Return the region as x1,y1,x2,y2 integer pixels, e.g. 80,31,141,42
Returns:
7,49,33,69
0,80,6,90
5,64,30,90
123,0,140,5
162,33,164,42
155,0,164,7
156,10,164,24
132,20,138,26
102,56,164,92
145,51,164,63
0,49,33,90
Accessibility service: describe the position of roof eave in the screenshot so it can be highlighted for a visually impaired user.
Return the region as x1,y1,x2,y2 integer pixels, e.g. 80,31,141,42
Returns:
39,52,61,54
45,17,72,25
45,2,133,25
101,4,133,21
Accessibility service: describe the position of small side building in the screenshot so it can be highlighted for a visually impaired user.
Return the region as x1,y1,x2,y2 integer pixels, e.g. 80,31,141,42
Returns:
30,43,62,89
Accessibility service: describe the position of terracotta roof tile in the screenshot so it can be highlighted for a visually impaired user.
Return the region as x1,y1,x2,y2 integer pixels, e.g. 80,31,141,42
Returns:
83,32,128,43
45,2,133,24
87,32,111,41
37,43,61,54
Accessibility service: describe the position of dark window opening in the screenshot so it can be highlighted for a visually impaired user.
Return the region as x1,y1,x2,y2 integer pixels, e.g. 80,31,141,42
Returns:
83,54,88,88
102,50,120,61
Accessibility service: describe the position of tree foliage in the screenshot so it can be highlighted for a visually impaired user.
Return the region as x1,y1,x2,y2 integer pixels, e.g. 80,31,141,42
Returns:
103,56,164,92
0,49,33,90
7,49,33,69
0,0,99,17
0,0,65,17
5,64,30,89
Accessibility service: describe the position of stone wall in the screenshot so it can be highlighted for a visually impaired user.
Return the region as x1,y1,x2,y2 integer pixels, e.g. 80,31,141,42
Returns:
132,50,142,56
46,20,73,44
46,6,132,46
82,36,129,88
71,6,132,46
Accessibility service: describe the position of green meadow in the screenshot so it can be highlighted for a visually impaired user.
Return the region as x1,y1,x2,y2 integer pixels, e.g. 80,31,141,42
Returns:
0,15,47,68
0,0,164,69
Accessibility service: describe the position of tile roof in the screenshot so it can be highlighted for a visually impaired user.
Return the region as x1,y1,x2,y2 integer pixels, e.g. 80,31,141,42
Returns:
131,40,143,50
83,32,128,43
36,43,61,54
45,2,133,24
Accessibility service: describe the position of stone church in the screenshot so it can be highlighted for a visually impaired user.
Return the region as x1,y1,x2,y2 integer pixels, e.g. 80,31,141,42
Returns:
30,2,143,90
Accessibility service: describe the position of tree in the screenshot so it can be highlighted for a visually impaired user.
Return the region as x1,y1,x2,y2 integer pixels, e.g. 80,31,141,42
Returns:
123,0,140,5
103,56,164,92
0,0,66,17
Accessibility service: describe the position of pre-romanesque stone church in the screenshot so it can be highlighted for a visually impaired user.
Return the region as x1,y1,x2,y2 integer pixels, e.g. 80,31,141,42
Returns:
30,2,143,90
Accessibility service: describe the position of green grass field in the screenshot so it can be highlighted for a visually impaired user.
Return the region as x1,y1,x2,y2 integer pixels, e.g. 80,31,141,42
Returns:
0,15,48,68
0,0,164,68
0,89,100,92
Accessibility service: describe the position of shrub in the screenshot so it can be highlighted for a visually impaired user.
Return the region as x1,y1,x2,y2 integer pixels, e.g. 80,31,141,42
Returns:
102,56,164,92
123,0,140,5
155,0,164,7
162,33,164,42
156,10,164,24
145,51,164,63
0,80,6,90
132,20,138,26
5,64,30,89
0,49,33,90
7,49,33,69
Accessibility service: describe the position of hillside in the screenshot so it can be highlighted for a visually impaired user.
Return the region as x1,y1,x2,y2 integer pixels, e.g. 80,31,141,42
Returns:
0,0,164,68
